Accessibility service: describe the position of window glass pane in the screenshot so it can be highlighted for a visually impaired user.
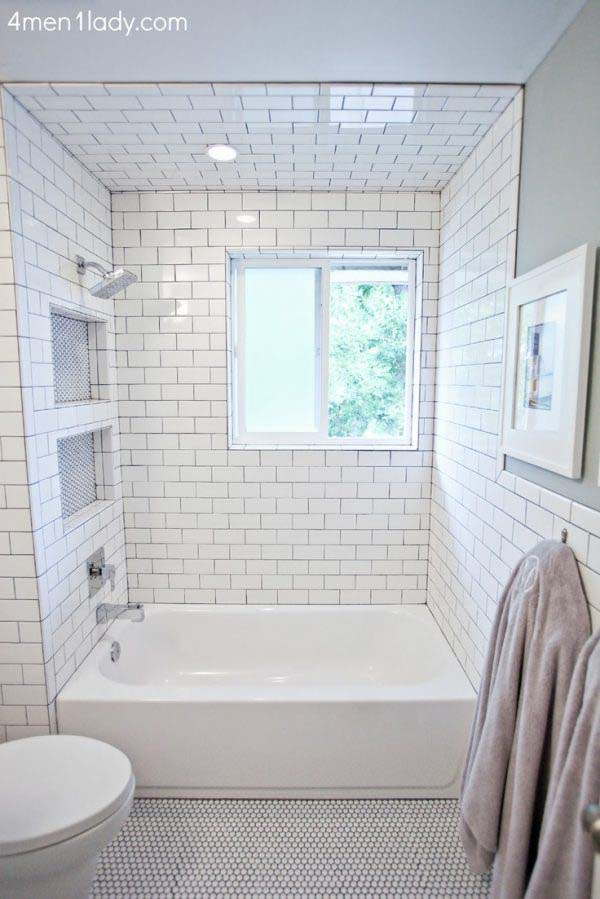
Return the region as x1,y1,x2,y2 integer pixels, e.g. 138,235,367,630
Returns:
244,267,318,433
328,272,409,438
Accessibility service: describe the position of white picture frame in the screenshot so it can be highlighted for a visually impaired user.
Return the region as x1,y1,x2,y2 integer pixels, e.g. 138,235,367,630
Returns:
501,244,595,479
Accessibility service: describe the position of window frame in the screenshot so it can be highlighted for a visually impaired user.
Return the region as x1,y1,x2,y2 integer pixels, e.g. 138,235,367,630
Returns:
230,255,419,450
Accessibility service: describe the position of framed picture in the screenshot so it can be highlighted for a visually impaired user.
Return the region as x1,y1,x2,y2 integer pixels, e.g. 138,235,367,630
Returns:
501,244,595,478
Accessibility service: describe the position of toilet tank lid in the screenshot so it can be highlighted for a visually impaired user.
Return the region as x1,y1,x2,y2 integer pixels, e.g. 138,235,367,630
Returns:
0,734,135,856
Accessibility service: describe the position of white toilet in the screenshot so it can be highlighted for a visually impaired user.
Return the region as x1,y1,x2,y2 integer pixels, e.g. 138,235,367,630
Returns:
0,734,135,899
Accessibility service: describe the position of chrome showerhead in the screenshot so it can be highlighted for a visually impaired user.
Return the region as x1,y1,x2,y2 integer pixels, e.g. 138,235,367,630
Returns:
76,255,137,299
88,268,137,298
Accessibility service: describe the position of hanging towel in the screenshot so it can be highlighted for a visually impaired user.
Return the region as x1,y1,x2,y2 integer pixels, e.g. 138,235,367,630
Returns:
460,540,590,899
525,629,600,899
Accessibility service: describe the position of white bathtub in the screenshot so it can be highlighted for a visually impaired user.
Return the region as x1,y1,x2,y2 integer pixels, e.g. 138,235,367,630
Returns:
57,604,475,798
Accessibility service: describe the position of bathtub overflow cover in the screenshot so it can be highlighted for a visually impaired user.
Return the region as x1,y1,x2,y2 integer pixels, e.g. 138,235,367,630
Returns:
110,640,121,663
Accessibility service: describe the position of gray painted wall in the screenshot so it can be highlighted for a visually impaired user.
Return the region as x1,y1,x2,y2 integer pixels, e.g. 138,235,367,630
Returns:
510,0,600,510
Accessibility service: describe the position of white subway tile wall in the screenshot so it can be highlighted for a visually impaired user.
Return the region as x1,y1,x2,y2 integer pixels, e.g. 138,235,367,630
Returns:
428,93,600,686
0,94,48,743
0,87,127,739
113,191,439,606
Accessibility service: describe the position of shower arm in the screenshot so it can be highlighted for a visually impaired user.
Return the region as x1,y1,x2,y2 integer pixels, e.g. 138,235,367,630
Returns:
76,255,111,278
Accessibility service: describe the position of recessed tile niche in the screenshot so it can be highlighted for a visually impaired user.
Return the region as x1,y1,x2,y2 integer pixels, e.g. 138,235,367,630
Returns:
57,427,114,521
51,309,108,405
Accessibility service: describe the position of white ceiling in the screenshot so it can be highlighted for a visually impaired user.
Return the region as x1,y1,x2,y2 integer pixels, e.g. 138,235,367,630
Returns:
0,0,587,84
6,82,520,192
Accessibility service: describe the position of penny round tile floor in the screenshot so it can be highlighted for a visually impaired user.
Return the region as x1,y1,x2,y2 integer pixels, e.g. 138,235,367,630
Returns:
92,798,491,898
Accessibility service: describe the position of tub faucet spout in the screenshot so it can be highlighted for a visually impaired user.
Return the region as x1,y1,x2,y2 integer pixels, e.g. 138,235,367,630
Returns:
96,602,145,625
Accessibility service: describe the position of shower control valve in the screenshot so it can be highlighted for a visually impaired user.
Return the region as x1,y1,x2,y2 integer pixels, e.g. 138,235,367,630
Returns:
87,547,116,595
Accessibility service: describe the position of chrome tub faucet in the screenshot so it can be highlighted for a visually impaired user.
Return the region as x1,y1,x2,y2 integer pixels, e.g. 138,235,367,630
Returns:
96,602,145,625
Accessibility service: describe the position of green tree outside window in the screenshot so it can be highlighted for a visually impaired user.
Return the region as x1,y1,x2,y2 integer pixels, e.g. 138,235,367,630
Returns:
328,281,408,438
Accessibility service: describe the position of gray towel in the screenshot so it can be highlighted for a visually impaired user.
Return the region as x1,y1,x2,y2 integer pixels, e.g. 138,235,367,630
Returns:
460,540,591,899
525,629,600,899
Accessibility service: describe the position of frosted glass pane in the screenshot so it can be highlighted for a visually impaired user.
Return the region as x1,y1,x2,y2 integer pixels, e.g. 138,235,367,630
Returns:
244,268,318,433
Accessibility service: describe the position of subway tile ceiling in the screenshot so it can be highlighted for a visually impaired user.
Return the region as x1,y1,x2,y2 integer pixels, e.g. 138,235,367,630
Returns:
6,82,520,192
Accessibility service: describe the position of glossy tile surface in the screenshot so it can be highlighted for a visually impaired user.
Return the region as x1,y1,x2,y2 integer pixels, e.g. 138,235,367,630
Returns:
5,83,520,191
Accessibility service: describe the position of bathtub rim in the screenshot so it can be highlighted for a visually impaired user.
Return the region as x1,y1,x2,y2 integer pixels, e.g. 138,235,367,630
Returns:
57,603,475,704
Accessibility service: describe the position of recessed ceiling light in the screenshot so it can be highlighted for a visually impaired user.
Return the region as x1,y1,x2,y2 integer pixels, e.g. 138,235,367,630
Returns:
236,214,257,224
206,144,237,162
